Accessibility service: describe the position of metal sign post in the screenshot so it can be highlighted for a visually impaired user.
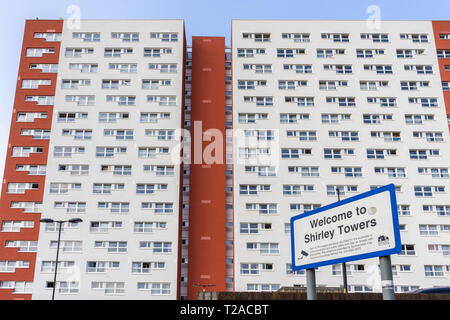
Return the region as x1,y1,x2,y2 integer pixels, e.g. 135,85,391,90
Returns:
306,268,317,300
379,255,395,300
336,188,348,294
290,184,402,298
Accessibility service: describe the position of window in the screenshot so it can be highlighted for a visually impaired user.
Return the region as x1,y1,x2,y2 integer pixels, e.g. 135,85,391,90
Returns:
408,97,438,108
147,95,176,106
50,241,82,253
239,185,270,195
437,50,450,59
282,33,310,42
26,48,54,57
326,97,356,107
397,49,424,58
149,242,172,253
401,81,429,91
356,49,385,58
243,64,272,73
285,96,314,106
95,146,126,158
404,65,433,74
103,129,134,140
398,205,410,216
73,32,100,42
288,166,319,177
5,241,38,252
409,149,439,160
0,281,32,293
144,47,172,57
419,225,439,236
329,131,358,142
363,114,392,124
65,95,95,105
277,48,305,57
30,63,58,73
109,63,137,73
136,282,170,295
112,32,139,42
65,47,93,57
331,167,362,177
283,64,312,73
7,183,39,194
91,282,125,295
35,32,62,41
399,244,415,256
12,147,43,157
144,129,175,141
405,114,434,124
22,79,51,89
148,63,177,73
424,205,450,216
104,48,133,57
17,112,47,123
136,184,167,194
317,49,345,58
424,265,444,277
327,185,357,196
322,33,349,42
240,223,259,234
413,131,443,142
414,186,445,197
360,81,389,91
400,33,428,42
10,202,42,213
150,32,178,42
374,167,405,178
361,33,389,42
69,63,98,73
97,202,129,213
418,167,449,178
2,221,34,232
41,261,75,273
240,263,259,275
364,64,393,74
282,148,311,159
323,64,352,74
367,149,396,159
54,201,86,213
242,33,270,42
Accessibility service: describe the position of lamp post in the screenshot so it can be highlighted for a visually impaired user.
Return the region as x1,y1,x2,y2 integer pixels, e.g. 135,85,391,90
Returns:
39,218,83,300
336,188,348,293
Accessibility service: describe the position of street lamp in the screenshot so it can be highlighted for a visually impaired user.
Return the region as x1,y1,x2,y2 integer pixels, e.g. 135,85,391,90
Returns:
39,218,83,300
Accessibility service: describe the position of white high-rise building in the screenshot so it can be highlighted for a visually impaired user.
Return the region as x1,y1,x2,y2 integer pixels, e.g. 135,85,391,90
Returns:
30,20,186,299
231,20,450,293
1,18,450,300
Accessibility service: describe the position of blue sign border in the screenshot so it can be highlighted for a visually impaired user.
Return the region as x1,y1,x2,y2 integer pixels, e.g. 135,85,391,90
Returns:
290,184,401,271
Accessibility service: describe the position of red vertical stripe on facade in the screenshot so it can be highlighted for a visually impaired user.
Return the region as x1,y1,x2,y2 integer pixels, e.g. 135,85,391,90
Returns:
432,21,450,119
187,37,226,300
0,19,62,300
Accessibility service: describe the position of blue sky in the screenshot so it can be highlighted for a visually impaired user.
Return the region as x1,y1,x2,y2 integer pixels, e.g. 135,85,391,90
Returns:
0,0,449,184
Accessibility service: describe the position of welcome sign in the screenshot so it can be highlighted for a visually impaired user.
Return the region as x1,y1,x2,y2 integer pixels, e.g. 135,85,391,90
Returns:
290,184,402,271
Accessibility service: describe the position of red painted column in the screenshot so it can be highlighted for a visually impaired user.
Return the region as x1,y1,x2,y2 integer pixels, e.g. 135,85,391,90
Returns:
432,21,450,131
0,19,62,300
188,37,226,299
